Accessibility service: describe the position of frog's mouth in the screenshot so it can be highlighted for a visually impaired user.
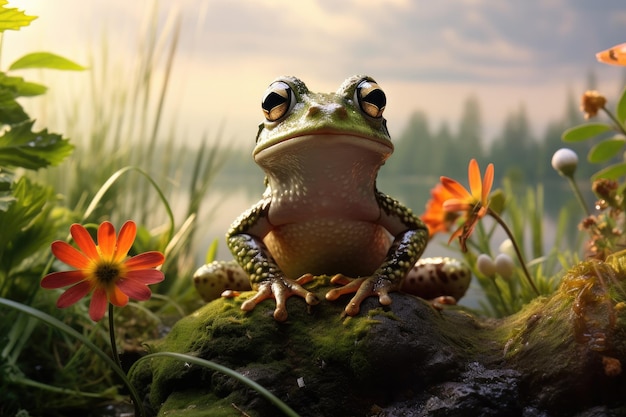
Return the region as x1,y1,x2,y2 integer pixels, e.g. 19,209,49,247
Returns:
253,132,394,183
254,129,393,160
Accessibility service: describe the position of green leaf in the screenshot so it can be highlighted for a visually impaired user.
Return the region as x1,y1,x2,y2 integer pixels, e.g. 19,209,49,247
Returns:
588,137,626,163
592,162,626,180
562,123,612,142
0,120,74,169
9,52,86,71
0,0,36,32
0,73,46,97
0,177,54,270
617,86,626,126
0,87,28,124
205,239,219,263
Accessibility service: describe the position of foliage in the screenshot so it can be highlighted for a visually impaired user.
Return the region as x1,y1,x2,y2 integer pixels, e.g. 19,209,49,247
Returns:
417,75,626,318
0,3,92,415
0,5,82,301
0,3,222,415
462,181,575,316
562,87,626,179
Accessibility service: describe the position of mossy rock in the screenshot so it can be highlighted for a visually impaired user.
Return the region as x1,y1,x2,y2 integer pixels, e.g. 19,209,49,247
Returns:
130,267,626,417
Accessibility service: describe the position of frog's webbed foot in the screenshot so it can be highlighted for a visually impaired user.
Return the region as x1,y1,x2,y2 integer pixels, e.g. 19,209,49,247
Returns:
241,274,319,321
325,274,395,316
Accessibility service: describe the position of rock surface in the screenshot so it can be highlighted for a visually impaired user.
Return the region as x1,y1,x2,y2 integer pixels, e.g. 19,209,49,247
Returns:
130,268,626,417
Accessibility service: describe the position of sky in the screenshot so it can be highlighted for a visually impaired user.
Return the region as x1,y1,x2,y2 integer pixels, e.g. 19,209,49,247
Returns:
4,0,626,148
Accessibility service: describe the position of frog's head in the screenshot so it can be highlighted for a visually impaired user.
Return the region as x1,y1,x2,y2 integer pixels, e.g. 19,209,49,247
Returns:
253,75,393,159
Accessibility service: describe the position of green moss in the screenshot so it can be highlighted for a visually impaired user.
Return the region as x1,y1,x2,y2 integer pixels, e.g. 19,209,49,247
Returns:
499,259,626,365
131,266,626,416
131,286,391,409
158,390,248,417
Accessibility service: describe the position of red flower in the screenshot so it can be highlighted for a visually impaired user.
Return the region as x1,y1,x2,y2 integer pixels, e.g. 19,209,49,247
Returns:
41,221,165,321
440,159,494,250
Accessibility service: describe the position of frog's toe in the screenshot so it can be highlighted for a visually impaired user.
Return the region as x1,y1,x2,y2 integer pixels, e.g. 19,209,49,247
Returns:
288,273,320,305
240,282,290,321
242,275,319,321
240,283,273,311
326,275,395,316
325,274,365,301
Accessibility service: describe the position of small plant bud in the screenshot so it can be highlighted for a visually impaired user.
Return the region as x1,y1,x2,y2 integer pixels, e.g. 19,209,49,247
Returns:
476,254,496,277
498,239,515,259
551,148,578,177
495,253,515,280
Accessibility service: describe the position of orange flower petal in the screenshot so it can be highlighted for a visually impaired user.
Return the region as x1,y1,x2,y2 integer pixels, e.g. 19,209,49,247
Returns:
117,279,153,301
56,281,92,308
51,241,91,269
89,287,109,321
482,163,494,204
41,270,86,289
467,159,482,200
70,223,99,261
442,199,472,212
114,221,137,262
596,43,626,66
440,177,472,200
97,221,117,259
125,269,165,284
125,251,165,270
108,285,129,307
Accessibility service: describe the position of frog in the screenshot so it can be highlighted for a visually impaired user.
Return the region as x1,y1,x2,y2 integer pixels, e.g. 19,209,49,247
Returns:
194,75,470,321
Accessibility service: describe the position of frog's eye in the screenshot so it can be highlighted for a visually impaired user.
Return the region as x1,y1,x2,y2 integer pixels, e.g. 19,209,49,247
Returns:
262,81,295,122
355,79,386,119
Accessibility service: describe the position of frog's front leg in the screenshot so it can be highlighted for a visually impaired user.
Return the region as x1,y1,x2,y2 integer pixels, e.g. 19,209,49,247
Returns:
227,200,320,321
326,192,428,316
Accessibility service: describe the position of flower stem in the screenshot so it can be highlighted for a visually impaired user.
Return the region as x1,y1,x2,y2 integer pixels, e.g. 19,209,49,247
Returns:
487,208,540,296
108,304,144,417
108,304,123,370
566,176,590,216
602,106,626,136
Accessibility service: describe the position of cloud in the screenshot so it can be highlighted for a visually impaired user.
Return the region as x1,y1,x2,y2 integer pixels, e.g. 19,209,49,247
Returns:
6,0,626,150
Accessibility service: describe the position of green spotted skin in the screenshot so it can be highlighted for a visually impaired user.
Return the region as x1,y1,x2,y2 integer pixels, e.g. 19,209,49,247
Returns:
226,197,280,287
371,191,428,286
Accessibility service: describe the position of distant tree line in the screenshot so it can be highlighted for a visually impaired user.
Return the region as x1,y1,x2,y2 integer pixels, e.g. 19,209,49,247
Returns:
381,90,594,187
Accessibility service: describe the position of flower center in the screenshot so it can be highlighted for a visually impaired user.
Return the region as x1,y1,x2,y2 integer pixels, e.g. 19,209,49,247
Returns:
95,262,120,284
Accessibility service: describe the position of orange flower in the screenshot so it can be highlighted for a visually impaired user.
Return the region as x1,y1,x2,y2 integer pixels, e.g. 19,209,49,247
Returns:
41,221,165,321
420,183,460,237
596,43,626,66
440,159,494,250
